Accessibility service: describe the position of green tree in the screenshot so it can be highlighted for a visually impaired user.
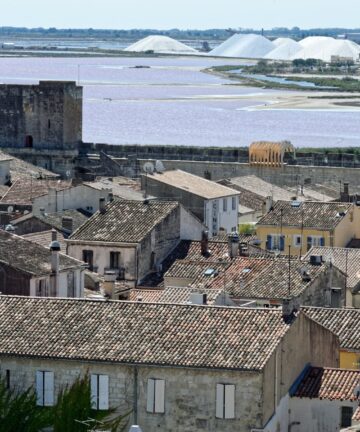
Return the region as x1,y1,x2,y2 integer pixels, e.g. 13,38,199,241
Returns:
0,380,52,432
52,373,130,432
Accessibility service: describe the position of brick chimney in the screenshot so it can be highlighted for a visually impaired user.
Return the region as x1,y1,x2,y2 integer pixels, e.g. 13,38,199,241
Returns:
201,230,209,256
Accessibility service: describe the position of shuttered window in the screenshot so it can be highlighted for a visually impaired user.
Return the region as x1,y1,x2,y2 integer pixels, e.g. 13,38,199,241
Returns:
90,374,109,410
147,378,165,414
36,371,54,406
216,383,235,419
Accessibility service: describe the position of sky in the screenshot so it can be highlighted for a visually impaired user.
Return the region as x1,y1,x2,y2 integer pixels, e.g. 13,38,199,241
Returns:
1,0,359,30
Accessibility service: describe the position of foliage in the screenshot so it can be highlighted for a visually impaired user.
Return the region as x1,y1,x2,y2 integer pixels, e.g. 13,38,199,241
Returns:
0,380,52,432
239,224,255,235
52,373,130,432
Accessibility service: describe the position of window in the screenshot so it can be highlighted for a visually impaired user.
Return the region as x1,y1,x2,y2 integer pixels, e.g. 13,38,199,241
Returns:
82,250,94,271
223,198,228,212
216,383,235,419
293,235,302,247
36,279,49,297
110,251,120,269
90,374,109,410
306,236,325,251
266,234,285,251
25,135,33,148
232,197,236,211
36,371,54,406
48,119,51,129
341,406,353,427
147,378,165,414
67,271,75,297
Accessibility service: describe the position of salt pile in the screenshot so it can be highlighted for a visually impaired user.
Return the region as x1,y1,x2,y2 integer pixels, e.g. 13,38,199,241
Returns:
209,33,275,58
125,35,197,55
292,36,360,62
265,38,302,60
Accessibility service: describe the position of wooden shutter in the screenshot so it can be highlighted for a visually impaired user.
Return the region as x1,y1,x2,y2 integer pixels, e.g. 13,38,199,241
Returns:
320,237,325,246
98,375,109,410
280,235,285,251
154,379,165,413
36,371,44,406
216,383,224,419
307,236,312,251
44,371,54,406
267,235,272,250
90,374,98,409
147,378,155,413
224,384,235,419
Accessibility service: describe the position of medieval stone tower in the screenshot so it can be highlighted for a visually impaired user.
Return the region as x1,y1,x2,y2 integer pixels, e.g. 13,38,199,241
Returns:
0,81,83,176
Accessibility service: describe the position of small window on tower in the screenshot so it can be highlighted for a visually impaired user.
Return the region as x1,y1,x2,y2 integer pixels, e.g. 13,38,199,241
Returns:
25,135,33,148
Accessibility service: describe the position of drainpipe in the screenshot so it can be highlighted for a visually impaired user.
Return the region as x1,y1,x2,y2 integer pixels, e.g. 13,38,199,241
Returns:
133,366,138,424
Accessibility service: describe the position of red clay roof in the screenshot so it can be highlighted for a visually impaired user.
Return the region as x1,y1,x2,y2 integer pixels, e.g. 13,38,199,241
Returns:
293,367,360,400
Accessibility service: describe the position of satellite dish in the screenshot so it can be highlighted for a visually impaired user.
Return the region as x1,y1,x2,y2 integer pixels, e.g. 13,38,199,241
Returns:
155,160,165,173
7,206,13,213
143,162,154,174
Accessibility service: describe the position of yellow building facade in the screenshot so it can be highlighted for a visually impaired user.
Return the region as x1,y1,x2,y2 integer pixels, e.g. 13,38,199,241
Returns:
256,202,360,256
340,350,360,369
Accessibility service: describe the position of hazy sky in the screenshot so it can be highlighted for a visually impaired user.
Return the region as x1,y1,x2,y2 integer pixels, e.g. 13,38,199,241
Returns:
2,0,359,29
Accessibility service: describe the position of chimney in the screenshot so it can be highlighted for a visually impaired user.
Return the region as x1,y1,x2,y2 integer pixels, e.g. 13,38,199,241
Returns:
50,239,61,295
108,192,114,202
344,182,349,196
51,228,57,242
200,230,209,256
61,216,73,233
189,292,207,305
282,298,298,324
228,232,240,259
99,197,106,214
263,196,273,215
103,270,116,299
39,208,45,216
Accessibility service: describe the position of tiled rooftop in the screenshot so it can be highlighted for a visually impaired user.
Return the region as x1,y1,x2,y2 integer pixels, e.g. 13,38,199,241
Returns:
0,230,84,276
69,200,179,243
353,406,360,422
148,170,239,200
304,247,360,290
85,179,147,201
22,230,66,252
129,289,163,303
202,257,326,299
129,287,224,305
0,296,292,370
257,201,352,230
0,150,58,182
0,179,72,205
37,210,89,234
165,260,229,280
302,307,360,351
293,367,360,400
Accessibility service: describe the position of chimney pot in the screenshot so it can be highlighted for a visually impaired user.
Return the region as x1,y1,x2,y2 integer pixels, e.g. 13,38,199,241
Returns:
108,192,114,202
99,197,106,214
51,229,57,241
201,230,209,256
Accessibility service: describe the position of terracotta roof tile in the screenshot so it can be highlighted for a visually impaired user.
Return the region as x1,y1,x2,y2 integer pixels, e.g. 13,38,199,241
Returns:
353,406,360,421
0,179,72,205
304,247,360,290
129,289,163,303
148,170,239,200
258,201,352,230
0,230,84,276
0,296,292,370
302,307,360,351
293,367,360,400
69,200,179,243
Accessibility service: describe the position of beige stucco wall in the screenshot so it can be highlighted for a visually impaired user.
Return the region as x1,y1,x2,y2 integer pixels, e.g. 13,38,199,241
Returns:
262,313,339,425
0,356,265,432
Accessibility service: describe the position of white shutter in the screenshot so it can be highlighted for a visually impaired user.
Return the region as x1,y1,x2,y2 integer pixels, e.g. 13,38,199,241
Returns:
44,371,54,406
154,379,165,414
36,371,44,406
90,374,98,409
216,383,224,419
98,375,109,410
146,378,155,413
224,384,235,419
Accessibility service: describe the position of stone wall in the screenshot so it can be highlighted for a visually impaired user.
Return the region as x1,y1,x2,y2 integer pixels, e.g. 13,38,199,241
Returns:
0,356,264,432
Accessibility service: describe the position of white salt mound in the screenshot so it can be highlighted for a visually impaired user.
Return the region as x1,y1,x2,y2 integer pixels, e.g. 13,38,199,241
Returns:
125,35,197,55
209,34,275,58
265,39,302,60
292,36,360,62
272,37,296,47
